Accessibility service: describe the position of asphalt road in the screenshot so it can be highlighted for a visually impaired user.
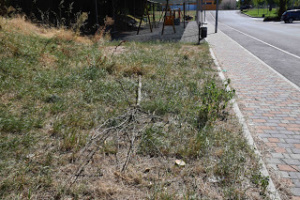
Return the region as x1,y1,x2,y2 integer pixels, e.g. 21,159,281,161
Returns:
206,10,300,87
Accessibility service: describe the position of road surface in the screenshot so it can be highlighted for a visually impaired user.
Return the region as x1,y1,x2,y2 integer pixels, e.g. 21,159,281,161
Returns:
206,10,300,87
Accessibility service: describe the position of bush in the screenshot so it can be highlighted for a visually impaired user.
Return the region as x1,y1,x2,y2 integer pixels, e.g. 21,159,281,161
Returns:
263,16,281,21
198,79,235,129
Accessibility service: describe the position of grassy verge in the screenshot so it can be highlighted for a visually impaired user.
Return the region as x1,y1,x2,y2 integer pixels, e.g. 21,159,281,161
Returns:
242,8,278,18
0,16,269,199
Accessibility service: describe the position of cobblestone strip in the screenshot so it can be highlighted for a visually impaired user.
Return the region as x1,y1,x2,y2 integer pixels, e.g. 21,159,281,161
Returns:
206,23,300,199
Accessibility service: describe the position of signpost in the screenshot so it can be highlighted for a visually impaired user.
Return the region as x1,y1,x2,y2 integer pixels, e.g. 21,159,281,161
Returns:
215,0,219,33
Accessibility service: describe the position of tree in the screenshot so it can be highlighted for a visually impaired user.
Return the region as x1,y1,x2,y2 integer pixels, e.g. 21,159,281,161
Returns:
266,0,275,10
287,0,300,9
239,0,253,8
276,0,287,17
253,0,266,15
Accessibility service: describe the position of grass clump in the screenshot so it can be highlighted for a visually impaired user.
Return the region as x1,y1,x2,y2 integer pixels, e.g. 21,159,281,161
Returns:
0,16,269,199
242,8,278,18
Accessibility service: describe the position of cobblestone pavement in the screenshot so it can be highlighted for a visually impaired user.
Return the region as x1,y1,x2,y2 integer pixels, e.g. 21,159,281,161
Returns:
203,22,300,199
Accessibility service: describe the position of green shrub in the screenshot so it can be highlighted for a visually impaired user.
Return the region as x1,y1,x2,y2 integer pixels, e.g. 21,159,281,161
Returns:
198,79,235,129
263,16,281,21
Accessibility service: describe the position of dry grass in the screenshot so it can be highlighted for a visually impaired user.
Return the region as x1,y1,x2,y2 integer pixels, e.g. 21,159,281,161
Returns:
39,53,58,68
0,16,92,44
0,15,41,35
93,16,114,43
0,16,270,199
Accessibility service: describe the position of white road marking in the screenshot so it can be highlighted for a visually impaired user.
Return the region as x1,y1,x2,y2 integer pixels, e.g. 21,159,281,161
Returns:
209,12,300,60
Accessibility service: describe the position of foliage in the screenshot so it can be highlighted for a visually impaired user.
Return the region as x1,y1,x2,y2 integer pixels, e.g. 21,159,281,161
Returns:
198,79,235,129
242,8,278,17
240,0,254,7
253,0,267,6
290,0,300,8
263,15,281,21
252,172,270,193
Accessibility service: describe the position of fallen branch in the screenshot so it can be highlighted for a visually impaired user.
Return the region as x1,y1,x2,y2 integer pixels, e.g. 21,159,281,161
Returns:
121,126,137,172
66,75,172,186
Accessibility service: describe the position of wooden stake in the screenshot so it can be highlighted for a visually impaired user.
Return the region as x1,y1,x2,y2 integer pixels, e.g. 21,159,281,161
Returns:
136,75,142,106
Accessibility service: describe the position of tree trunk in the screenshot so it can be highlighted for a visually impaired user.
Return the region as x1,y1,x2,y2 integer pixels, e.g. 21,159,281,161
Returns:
278,0,287,17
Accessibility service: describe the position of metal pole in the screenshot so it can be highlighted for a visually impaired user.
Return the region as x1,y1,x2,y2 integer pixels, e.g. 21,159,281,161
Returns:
196,0,199,24
215,0,219,33
197,0,201,44
200,0,203,25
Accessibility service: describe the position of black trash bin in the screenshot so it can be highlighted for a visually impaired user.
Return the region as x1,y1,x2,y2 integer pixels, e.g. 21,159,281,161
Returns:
200,27,207,39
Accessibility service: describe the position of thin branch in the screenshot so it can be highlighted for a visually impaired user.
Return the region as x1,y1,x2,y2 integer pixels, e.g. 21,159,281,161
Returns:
117,79,131,106
112,40,125,56
121,127,136,172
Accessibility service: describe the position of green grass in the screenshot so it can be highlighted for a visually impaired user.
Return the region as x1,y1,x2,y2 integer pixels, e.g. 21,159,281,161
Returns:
0,16,269,199
242,8,278,17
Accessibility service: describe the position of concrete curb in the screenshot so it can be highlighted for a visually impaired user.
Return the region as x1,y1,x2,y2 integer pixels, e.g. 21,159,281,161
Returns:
240,11,264,18
240,11,281,22
208,46,282,200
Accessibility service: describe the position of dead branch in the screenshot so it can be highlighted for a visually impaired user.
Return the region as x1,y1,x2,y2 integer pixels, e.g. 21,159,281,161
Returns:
121,126,137,172
66,74,173,186
112,40,125,56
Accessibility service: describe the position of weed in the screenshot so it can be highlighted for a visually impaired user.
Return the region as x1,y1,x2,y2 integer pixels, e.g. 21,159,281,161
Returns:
103,140,118,155
198,78,235,129
73,12,88,36
138,126,169,157
252,172,270,193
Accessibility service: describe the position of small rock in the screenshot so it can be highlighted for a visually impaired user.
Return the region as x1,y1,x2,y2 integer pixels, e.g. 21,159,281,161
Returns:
208,175,223,183
175,159,186,167
147,181,153,188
